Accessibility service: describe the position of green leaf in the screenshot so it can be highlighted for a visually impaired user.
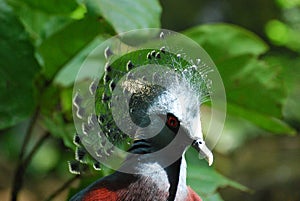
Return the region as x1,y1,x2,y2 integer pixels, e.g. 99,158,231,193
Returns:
227,103,296,135
219,55,295,134
0,1,40,129
85,0,162,33
41,113,75,148
183,23,269,62
39,85,75,148
54,36,105,87
186,149,248,199
60,87,73,116
220,55,284,117
7,0,83,46
14,0,78,14
37,16,114,80
264,54,300,128
204,193,224,201
184,24,295,134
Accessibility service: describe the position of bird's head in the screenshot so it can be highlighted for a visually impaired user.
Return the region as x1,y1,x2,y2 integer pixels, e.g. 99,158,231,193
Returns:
122,68,213,166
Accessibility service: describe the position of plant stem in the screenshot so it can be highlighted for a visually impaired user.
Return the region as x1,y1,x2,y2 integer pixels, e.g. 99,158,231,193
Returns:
10,115,51,201
19,108,40,160
10,109,40,201
44,175,80,201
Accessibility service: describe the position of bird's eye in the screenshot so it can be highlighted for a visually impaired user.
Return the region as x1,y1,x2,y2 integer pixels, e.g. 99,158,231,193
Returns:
166,114,179,129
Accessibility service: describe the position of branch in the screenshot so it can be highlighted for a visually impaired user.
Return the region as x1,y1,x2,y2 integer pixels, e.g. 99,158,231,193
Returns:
10,128,50,201
19,108,40,160
10,76,70,201
10,109,40,201
44,175,80,201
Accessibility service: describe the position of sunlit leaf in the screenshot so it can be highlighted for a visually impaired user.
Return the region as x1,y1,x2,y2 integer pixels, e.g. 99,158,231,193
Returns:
183,23,269,62
219,55,283,117
0,1,40,129
7,0,81,46
265,20,289,45
204,193,224,201
17,0,78,14
227,103,296,135
60,87,73,116
265,12,300,52
37,16,114,80
219,55,295,134
275,0,300,9
54,36,105,87
184,24,295,134
85,0,162,33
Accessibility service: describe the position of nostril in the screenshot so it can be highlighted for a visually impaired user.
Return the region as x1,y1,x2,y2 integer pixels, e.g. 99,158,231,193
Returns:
192,139,203,147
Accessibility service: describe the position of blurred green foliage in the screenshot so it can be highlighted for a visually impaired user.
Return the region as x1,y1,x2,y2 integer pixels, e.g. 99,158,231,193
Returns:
0,0,40,129
0,0,299,201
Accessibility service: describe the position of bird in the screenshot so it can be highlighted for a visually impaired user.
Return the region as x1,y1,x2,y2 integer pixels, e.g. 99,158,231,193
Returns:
69,32,214,201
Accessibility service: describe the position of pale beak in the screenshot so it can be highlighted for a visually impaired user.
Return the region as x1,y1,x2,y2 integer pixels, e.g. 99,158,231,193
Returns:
192,139,214,166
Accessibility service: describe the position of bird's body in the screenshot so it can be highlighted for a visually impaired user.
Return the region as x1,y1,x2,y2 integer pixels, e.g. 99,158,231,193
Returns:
73,174,202,201
70,156,202,201
72,174,201,201
71,131,204,201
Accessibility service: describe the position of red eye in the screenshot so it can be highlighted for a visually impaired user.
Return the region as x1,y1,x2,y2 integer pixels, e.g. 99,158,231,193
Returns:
167,116,179,128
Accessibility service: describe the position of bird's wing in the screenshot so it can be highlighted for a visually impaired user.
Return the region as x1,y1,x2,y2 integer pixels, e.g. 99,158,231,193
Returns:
80,187,118,201
186,186,202,201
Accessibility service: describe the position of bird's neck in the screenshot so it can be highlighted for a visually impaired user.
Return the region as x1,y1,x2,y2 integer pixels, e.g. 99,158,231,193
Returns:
165,156,188,201
121,140,188,200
